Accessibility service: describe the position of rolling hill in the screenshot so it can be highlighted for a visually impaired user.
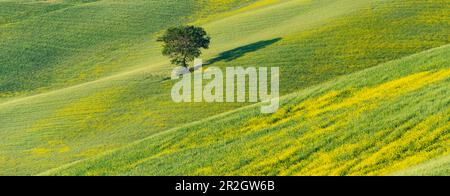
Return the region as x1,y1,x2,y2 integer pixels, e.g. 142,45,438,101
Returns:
0,0,449,176
392,154,450,176
43,44,450,176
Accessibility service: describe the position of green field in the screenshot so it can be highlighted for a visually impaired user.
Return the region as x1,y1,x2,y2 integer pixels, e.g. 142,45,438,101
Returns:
43,45,450,176
0,0,449,176
392,155,450,176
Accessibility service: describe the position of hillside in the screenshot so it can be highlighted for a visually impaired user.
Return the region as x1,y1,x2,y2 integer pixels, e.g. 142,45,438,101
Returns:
44,45,450,176
0,0,449,176
0,0,257,99
392,155,450,176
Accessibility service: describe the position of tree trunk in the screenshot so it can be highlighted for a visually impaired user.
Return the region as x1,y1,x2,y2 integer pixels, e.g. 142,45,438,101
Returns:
182,55,191,72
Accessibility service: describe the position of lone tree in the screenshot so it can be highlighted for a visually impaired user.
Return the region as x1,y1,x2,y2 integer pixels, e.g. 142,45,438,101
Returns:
157,25,210,69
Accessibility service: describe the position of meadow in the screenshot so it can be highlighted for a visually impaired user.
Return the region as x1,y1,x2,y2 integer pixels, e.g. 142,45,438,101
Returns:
0,0,449,176
393,155,450,176
44,45,450,176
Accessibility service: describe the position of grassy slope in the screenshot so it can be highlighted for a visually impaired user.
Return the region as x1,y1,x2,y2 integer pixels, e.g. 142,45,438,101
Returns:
45,45,450,176
0,0,449,175
0,0,256,99
0,0,186,98
201,0,450,93
391,155,450,176
0,0,256,175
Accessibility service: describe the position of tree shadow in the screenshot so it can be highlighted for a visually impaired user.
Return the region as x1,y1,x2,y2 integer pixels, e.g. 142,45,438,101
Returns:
205,38,282,65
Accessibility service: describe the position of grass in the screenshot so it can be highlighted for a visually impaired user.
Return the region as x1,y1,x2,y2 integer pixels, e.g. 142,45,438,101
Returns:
202,0,450,93
0,0,256,99
0,0,257,175
43,44,450,176
391,155,450,176
0,0,449,175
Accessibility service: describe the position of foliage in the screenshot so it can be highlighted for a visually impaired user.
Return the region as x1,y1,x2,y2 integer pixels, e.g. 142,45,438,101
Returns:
157,26,210,68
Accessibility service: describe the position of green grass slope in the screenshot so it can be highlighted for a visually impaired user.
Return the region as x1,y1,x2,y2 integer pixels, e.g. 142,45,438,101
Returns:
201,0,450,93
0,0,256,175
0,0,449,175
0,0,256,99
391,155,450,176
1,0,187,98
45,45,450,176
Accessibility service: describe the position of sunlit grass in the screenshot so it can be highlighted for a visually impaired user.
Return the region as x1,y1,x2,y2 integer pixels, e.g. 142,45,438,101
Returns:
0,0,449,175
45,44,450,176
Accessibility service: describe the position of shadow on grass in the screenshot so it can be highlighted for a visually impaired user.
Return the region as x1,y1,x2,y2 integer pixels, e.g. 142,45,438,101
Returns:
162,38,283,79
205,38,282,65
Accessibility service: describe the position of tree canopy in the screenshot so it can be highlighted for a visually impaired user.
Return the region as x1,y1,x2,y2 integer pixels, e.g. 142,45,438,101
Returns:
157,26,210,68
